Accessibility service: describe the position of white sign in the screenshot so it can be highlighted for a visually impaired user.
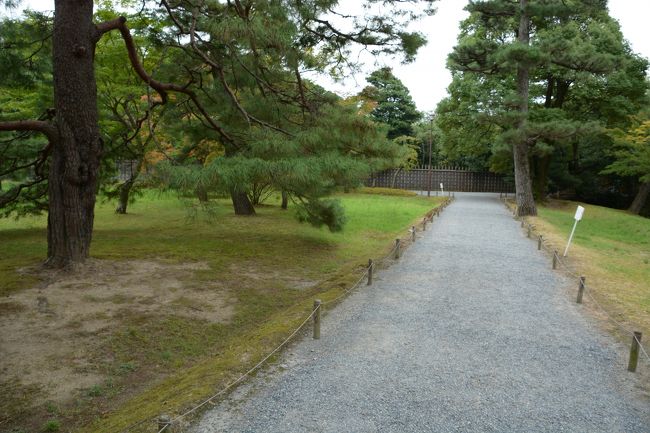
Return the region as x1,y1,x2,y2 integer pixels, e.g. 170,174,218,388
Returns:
564,206,585,257
574,206,585,221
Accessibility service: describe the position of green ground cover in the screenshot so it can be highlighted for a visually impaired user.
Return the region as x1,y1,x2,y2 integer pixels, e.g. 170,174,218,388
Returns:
529,201,650,342
0,189,443,433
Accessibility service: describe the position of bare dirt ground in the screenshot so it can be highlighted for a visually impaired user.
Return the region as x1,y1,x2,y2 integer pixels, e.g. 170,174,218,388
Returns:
0,259,234,407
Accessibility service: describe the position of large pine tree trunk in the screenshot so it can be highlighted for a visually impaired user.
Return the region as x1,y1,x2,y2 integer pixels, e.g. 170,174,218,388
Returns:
46,0,102,268
629,182,650,215
513,0,537,217
230,189,255,215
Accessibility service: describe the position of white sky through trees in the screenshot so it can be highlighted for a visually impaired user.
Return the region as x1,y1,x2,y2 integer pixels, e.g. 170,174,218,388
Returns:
4,0,650,113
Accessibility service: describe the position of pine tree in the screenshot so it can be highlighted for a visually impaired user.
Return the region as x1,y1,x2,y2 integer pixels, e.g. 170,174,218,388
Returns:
446,0,648,215
362,67,422,139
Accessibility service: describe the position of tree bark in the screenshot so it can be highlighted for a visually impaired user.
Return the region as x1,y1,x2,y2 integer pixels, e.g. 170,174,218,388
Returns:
230,189,255,215
281,190,288,210
513,0,537,217
46,0,102,268
115,179,134,214
629,182,650,215
196,187,209,203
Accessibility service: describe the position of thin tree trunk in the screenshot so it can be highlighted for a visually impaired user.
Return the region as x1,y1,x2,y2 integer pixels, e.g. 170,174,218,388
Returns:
46,0,102,268
281,190,288,210
513,0,537,217
115,159,142,214
629,182,650,214
230,188,255,215
196,187,209,203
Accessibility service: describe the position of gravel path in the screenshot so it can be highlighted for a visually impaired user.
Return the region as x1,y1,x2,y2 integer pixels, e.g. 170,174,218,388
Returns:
194,193,649,433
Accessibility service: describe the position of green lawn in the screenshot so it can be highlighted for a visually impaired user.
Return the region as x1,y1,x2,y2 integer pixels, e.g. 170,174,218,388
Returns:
0,189,443,433
529,200,650,341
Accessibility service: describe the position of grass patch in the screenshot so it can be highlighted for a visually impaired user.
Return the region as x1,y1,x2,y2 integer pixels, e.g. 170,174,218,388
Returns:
0,188,443,433
525,200,650,340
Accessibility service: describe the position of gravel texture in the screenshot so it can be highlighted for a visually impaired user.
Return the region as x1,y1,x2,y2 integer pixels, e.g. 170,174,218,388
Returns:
193,193,650,433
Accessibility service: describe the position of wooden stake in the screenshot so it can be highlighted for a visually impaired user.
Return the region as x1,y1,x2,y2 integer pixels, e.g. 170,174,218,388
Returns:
552,251,558,270
527,226,531,238
627,332,642,372
411,226,416,242
422,217,427,231
313,300,321,340
577,276,585,304
367,259,373,286
395,239,401,259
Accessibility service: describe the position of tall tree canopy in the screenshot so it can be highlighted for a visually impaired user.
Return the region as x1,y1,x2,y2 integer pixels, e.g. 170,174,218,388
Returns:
361,67,422,139
443,0,648,215
0,0,437,268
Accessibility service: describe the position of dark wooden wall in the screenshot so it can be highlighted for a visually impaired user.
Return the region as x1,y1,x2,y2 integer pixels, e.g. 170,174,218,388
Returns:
366,168,515,193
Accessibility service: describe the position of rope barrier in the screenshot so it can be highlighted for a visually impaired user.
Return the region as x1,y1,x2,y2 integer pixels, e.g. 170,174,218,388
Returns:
636,335,650,362
126,200,453,432
156,307,320,433
502,198,650,368
321,268,370,306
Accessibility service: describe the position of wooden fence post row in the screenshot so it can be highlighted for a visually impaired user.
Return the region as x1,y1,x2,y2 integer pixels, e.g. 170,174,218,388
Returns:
628,332,642,373
577,276,586,304
313,300,321,340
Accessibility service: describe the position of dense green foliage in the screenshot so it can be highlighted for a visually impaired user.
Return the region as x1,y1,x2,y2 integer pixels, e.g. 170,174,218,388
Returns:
0,1,437,238
362,67,422,139
439,0,648,210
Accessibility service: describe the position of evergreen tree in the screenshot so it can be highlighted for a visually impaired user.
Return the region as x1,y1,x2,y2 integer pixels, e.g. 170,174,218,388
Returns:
362,67,422,139
445,0,648,214
0,0,437,266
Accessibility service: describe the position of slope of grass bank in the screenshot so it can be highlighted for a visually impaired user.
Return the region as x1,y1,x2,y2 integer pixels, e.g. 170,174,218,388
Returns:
0,189,443,433
526,200,649,342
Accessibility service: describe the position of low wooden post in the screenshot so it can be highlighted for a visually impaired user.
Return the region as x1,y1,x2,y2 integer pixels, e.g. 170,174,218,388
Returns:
576,276,586,304
367,259,373,286
411,226,416,242
158,415,171,432
552,250,558,270
422,217,427,231
313,300,321,340
538,235,543,250
627,332,642,372
395,239,401,259
527,226,531,238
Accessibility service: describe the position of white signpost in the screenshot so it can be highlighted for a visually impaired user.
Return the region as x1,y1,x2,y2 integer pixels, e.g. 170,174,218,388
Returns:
440,183,444,195
563,205,585,257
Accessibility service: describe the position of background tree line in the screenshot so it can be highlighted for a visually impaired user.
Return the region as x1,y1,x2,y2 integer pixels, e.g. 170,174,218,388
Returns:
0,0,437,267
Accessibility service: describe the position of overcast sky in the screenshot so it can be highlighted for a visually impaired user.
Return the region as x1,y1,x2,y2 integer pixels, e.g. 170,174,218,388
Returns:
5,0,650,113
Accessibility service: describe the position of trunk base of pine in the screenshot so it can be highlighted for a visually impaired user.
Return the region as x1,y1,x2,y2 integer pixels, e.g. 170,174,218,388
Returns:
115,179,134,214
281,191,288,210
230,190,255,215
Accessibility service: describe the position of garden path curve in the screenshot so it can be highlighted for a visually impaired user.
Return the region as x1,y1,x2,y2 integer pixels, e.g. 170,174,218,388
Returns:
194,192,650,433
